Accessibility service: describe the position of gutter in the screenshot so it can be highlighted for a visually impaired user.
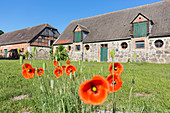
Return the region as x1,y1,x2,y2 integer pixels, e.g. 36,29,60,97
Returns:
0,40,30,46
83,37,131,44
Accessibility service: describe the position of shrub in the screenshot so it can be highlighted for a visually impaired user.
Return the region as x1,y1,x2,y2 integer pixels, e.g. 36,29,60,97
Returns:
85,58,88,62
127,58,131,63
49,46,54,60
24,50,30,59
54,45,69,61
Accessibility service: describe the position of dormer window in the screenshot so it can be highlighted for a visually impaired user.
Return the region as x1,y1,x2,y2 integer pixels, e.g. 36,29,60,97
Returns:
74,31,82,42
131,13,153,38
133,22,148,37
73,24,89,43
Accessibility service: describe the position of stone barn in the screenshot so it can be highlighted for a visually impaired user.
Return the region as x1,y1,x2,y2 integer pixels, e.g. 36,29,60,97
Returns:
53,0,170,63
0,23,60,59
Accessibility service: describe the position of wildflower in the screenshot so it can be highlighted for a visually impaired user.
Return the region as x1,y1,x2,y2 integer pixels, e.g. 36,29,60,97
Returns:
36,68,44,76
22,63,35,79
53,60,58,66
109,62,124,75
65,65,77,76
78,75,109,105
106,74,123,93
54,66,63,77
66,60,70,65
22,63,32,70
62,65,66,71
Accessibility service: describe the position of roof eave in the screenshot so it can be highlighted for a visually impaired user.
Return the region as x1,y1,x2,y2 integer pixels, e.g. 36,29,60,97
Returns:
0,40,30,46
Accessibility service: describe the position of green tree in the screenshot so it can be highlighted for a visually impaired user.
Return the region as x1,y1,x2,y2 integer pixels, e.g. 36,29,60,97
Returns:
54,45,69,61
0,30,4,35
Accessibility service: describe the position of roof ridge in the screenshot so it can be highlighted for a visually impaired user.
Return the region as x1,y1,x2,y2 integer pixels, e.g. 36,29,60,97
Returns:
1,23,47,35
71,1,164,22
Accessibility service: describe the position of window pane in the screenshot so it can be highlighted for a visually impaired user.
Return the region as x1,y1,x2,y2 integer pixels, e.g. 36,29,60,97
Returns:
38,38,42,43
154,40,163,48
42,36,45,39
121,42,128,49
136,41,144,48
75,45,80,51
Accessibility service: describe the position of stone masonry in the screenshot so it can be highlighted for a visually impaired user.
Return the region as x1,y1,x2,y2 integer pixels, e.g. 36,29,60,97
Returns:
59,37,170,63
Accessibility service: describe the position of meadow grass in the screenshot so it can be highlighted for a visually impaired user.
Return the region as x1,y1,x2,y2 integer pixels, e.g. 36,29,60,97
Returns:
0,59,169,112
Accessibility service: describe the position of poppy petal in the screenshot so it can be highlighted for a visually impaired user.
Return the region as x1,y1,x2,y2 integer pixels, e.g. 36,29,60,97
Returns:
66,60,71,65
65,65,77,76
89,85,108,105
22,67,35,79
36,68,44,76
114,63,124,75
22,63,32,70
53,60,58,66
79,75,109,105
106,74,123,93
54,66,63,77
62,65,66,71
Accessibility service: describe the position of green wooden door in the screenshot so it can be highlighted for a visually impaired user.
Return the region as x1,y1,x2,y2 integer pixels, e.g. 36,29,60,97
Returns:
4,49,7,57
100,47,108,62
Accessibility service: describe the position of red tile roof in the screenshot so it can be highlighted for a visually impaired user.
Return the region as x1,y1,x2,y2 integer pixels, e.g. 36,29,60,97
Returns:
56,40,70,44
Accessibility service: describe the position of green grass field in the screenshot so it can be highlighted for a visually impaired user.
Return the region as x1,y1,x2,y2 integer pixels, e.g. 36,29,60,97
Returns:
0,60,169,112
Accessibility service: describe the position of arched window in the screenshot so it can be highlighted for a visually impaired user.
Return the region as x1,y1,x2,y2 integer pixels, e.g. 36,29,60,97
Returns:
154,40,164,48
85,44,90,51
121,42,128,49
68,46,71,51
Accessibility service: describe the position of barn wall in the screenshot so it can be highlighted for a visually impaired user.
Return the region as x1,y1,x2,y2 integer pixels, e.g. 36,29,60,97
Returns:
148,37,170,63
54,37,170,63
0,43,29,58
28,46,51,59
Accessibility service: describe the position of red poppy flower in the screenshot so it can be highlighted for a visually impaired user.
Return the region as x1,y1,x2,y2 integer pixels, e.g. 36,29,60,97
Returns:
22,63,35,79
109,62,124,75
109,63,113,74
22,68,35,79
65,65,77,76
54,66,63,77
66,60,70,65
62,65,66,71
22,63,32,70
106,74,123,93
53,60,58,66
36,68,44,76
79,75,110,105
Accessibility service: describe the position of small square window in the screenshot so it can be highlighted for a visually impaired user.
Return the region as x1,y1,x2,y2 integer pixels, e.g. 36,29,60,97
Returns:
136,41,145,48
75,45,80,51
42,36,45,39
38,38,42,43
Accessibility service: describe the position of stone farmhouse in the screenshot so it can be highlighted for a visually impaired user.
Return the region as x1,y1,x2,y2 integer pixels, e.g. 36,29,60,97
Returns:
0,23,59,59
53,0,170,63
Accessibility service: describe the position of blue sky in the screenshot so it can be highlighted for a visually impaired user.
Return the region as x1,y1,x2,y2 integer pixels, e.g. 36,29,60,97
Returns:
0,0,162,33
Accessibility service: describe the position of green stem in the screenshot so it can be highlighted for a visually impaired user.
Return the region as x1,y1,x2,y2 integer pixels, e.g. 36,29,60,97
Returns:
112,56,116,113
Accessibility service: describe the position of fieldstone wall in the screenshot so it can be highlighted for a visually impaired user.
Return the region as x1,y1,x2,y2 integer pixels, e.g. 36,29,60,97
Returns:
148,37,170,63
62,43,83,61
58,37,170,63
83,43,99,62
28,46,51,59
